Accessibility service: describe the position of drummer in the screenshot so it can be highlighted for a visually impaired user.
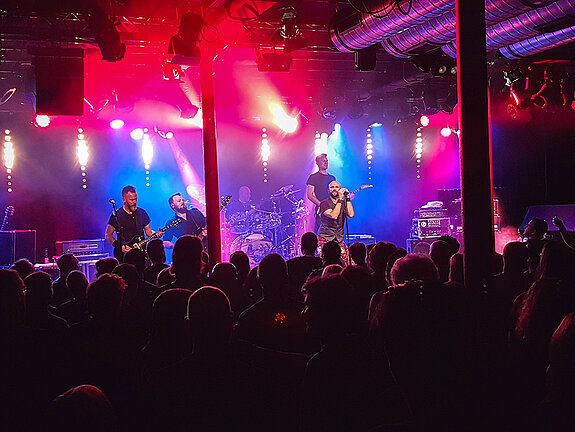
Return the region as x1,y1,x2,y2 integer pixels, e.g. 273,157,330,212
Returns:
225,186,257,233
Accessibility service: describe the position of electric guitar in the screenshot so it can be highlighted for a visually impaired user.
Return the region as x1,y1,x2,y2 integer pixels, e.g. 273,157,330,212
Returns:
316,184,373,216
114,218,183,261
1,206,14,230
198,195,232,249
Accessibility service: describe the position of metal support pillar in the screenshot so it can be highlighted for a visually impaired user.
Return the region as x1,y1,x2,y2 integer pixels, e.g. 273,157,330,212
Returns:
456,0,495,291
200,56,222,267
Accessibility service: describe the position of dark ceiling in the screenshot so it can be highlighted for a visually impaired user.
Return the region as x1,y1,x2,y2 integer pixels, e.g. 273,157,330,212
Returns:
1,0,575,121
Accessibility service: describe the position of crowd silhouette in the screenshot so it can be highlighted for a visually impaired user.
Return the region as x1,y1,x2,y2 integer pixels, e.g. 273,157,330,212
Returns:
1,221,575,431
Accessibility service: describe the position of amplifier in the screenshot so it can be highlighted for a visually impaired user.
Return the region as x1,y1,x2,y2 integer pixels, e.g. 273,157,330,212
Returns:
347,234,376,245
0,230,37,266
413,208,449,219
411,217,451,239
56,239,111,260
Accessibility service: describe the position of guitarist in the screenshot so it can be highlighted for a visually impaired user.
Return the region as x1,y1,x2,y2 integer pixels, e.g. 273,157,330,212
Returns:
162,192,207,250
106,185,158,261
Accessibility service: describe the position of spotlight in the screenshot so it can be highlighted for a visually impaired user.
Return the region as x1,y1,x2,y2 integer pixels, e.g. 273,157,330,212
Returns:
168,12,204,65
87,7,126,62
412,49,457,78
178,103,200,119
110,119,124,129
440,127,452,137
419,115,430,127
131,128,144,140
162,62,184,82
35,114,50,128
273,7,307,54
531,71,564,109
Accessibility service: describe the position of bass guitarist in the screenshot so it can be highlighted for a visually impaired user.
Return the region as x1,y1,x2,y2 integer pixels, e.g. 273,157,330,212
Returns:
162,192,207,250
106,185,159,261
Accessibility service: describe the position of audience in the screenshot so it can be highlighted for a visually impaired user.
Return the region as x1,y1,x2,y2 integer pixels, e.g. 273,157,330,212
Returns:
4,227,575,431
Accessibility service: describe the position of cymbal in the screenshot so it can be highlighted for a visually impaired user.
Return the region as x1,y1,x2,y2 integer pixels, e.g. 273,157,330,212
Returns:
272,184,294,196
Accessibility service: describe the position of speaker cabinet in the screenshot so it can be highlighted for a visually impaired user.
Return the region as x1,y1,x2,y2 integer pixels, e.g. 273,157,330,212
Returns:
0,230,37,266
406,238,433,254
35,51,84,115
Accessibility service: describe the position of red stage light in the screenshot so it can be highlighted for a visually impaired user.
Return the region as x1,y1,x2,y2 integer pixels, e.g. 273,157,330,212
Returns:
419,115,430,127
440,127,452,137
35,114,50,128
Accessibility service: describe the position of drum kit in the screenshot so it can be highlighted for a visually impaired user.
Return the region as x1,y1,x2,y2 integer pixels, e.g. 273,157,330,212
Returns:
226,185,308,267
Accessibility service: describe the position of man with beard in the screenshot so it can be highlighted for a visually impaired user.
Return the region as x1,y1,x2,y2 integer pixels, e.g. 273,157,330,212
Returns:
317,181,354,264
163,192,207,250
106,185,156,261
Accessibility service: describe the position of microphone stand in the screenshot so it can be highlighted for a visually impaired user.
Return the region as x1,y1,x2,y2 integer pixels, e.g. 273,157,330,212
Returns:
111,200,123,248
342,192,351,266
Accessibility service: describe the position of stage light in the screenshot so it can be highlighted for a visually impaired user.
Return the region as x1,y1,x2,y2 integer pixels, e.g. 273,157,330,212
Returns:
334,123,341,132
162,62,184,82
419,115,430,127
166,132,174,139
0,88,16,105
531,71,564,109
131,128,144,140
3,131,14,171
271,104,298,133
257,53,292,72
87,7,126,62
179,103,200,119
110,119,124,129
370,122,382,128
35,114,50,128
315,131,328,156
142,134,153,166
278,7,307,54
168,12,204,65
441,127,452,137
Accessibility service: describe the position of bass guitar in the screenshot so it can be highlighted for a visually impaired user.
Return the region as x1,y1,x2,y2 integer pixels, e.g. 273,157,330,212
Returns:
198,195,232,249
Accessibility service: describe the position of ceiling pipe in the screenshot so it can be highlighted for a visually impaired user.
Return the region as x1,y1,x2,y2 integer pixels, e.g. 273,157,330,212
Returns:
500,24,575,57
330,0,555,53
330,0,455,53
443,0,575,57
381,0,561,58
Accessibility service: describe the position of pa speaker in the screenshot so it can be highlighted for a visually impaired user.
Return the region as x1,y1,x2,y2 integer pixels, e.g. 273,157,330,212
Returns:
355,45,378,71
35,51,84,115
0,230,37,266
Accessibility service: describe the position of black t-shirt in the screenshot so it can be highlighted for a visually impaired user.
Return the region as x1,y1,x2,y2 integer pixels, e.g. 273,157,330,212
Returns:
318,198,345,242
306,171,336,203
108,207,151,245
163,208,206,242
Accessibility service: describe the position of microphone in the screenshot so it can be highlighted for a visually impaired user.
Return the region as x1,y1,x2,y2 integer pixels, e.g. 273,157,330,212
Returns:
109,199,116,205
343,190,349,197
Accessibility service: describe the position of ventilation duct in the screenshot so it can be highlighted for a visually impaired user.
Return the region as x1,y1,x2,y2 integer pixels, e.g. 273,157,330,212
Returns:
381,0,561,58
500,24,575,57
331,0,558,56
443,0,575,57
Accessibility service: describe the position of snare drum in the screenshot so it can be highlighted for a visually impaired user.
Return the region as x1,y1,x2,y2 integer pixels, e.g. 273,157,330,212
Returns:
229,233,274,267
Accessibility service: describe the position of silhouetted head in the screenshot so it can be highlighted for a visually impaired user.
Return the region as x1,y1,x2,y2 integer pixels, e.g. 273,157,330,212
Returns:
123,248,146,276
209,262,238,294
151,288,193,352
230,250,250,283
24,271,53,310
321,240,342,266
57,254,80,275
49,385,115,432
87,274,125,321
172,235,203,279
449,253,464,284
437,235,460,256
258,253,288,297
386,248,408,286
368,242,397,274
547,312,575,402
301,232,318,256
537,240,574,282
113,263,139,302
390,254,440,285
146,238,166,264
11,258,35,280
187,286,233,351
349,241,367,266
66,270,88,301
303,274,354,340
524,217,548,240
502,241,529,274
95,257,119,278
430,240,452,282
0,269,25,331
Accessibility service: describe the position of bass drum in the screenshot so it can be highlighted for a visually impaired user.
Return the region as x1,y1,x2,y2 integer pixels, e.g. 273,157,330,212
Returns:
229,233,274,268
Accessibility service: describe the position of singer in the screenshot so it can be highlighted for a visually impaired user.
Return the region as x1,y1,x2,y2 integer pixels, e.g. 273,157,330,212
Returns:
105,185,156,261
163,192,207,250
317,181,354,263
